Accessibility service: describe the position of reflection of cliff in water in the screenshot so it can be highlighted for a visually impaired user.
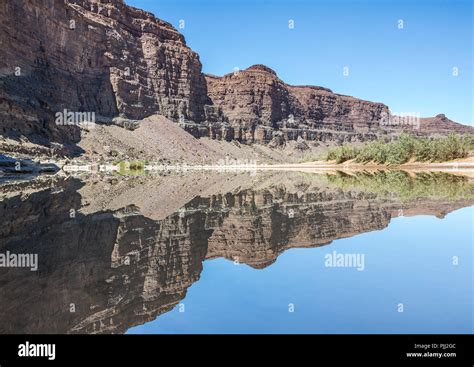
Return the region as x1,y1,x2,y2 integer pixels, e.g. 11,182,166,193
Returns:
0,171,472,334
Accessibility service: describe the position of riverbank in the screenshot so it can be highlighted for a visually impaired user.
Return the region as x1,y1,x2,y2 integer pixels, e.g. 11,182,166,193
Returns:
3,155,474,181
257,156,474,177
2,115,474,179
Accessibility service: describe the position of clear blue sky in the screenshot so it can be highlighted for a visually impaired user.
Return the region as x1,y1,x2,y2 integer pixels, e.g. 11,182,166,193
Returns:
128,0,473,125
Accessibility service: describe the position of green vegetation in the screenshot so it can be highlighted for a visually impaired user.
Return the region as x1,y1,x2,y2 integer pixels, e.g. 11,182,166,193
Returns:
325,170,474,202
325,134,474,165
116,160,145,175
326,145,359,164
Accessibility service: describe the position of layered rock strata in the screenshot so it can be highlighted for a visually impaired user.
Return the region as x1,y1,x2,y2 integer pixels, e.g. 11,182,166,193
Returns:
204,65,389,144
1,1,472,151
0,0,209,145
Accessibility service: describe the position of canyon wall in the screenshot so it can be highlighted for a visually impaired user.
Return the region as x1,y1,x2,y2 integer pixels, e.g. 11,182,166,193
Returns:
0,0,472,150
203,65,474,144
0,0,209,145
203,65,389,144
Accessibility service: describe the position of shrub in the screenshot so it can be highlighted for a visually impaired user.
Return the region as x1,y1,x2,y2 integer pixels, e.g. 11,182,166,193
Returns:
328,133,473,164
326,145,359,163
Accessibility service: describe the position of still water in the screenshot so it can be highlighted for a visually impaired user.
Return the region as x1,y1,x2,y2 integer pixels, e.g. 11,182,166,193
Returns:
0,171,472,334
129,207,472,334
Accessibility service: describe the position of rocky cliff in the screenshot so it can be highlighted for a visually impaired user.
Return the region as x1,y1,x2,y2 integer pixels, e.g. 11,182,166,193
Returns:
0,0,472,152
204,65,474,144
0,0,209,146
204,65,391,144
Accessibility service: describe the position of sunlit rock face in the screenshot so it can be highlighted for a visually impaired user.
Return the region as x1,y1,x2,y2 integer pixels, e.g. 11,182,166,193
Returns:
204,66,474,144
1,1,471,149
0,173,472,334
205,65,389,144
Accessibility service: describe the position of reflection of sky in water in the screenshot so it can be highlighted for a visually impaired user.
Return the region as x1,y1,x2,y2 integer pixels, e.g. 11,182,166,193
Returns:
128,206,473,334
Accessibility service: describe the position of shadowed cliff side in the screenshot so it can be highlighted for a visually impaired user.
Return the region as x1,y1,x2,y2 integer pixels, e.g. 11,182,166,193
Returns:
0,0,210,147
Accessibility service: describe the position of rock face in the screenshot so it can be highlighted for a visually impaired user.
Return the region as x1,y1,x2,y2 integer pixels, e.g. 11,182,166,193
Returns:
0,154,58,176
204,65,389,144
0,0,209,145
418,114,474,134
0,0,472,150
204,66,474,144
